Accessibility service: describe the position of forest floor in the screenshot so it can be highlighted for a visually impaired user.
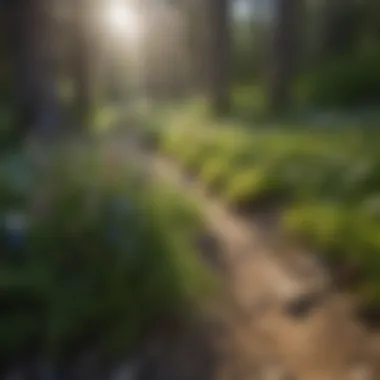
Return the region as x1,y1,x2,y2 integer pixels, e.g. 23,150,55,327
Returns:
113,131,380,380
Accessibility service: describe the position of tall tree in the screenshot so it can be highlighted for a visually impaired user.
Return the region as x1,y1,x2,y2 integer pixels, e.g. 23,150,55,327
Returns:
182,0,210,96
208,0,231,116
270,0,304,112
9,0,60,137
320,0,360,57
71,0,96,131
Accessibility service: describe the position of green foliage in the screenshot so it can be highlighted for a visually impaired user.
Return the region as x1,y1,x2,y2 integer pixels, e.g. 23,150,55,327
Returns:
93,107,120,134
149,104,380,307
139,119,163,150
199,154,234,193
281,202,349,257
281,201,380,305
222,166,286,209
231,85,268,120
0,105,18,150
0,146,212,360
297,46,380,108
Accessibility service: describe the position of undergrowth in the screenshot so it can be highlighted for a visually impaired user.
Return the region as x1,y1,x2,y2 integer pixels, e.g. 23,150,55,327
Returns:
0,143,213,362
143,102,380,308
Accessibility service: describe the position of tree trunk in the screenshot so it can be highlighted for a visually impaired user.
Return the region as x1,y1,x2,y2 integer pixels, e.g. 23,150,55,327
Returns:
270,0,304,112
183,0,209,96
319,0,362,58
72,0,93,132
320,0,343,57
10,0,60,138
71,0,103,132
207,0,231,116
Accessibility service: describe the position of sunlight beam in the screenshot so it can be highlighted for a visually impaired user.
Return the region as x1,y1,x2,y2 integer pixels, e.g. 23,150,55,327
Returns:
105,0,140,39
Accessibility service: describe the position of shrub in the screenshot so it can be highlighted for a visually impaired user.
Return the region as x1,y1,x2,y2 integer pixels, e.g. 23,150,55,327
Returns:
222,166,287,210
297,47,380,108
149,105,380,309
139,120,163,150
199,154,234,193
0,146,212,360
281,202,349,258
282,201,380,306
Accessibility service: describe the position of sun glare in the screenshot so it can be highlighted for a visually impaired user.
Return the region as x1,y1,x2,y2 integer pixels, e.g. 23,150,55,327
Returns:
106,0,139,37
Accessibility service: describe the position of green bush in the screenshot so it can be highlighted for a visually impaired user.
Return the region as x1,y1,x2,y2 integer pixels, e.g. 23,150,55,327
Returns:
148,104,380,308
281,202,349,257
199,154,234,193
139,120,163,150
297,47,380,108
222,166,287,210
282,201,380,306
0,146,212,360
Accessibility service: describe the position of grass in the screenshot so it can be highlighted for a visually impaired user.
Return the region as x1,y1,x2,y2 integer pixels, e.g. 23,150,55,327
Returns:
0,143,214,361
142,102,380,308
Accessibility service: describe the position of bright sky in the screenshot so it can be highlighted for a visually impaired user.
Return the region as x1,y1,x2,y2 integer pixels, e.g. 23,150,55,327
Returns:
233,0,274,21
234,0,251,20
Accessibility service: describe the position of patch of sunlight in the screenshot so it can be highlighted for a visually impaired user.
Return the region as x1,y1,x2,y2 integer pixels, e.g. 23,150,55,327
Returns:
94,107,119,134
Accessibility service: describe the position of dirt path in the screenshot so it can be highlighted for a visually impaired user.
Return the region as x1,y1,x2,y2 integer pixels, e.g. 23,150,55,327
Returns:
120,137,380,380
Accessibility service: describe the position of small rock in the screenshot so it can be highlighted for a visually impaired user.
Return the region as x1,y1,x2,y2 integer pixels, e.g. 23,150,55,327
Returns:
283,291,325,319
196,234,224,272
